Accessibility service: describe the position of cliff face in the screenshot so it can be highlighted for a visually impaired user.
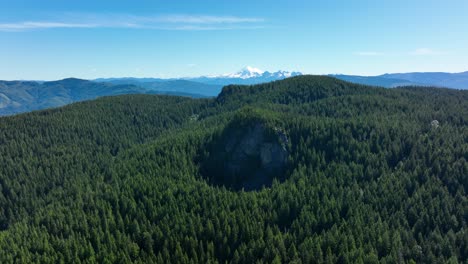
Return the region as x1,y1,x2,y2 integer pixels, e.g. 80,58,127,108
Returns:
201,121,288,191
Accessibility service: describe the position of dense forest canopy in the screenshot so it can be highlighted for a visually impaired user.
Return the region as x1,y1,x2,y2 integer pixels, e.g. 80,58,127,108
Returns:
0,76,466,263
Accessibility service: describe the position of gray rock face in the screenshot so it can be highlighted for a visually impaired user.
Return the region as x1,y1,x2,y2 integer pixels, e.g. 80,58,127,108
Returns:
217,123,288,190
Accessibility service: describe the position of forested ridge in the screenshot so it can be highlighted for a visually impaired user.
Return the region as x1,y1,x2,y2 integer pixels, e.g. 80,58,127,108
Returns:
0,76,466,263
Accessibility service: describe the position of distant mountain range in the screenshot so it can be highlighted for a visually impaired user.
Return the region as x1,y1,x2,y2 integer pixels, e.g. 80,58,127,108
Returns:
1,67,302,116
1,67,467,116
184,66,302,85
330,75,419,88
0,79,137,116
0,78,208,116
96,66,302,87
97,67,468,90
94,79,222,97
332,71,468,89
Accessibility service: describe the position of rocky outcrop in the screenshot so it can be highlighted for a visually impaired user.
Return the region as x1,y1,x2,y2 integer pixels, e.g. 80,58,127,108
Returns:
201,121,289,191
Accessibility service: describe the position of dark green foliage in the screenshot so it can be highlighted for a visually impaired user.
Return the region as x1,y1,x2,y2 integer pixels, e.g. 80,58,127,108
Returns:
0,76,466,263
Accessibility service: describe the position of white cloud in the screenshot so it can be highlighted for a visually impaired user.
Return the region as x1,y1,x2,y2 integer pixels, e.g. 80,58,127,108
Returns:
354,51,385,56
0,14,265,32
0,22,98,31
154,15,264,24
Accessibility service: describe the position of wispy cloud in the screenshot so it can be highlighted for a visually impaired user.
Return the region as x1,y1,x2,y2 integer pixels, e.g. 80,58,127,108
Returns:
354,51,385,56
154,15,264,24
0,14,265,32
0,22,98,31
409,48,445,56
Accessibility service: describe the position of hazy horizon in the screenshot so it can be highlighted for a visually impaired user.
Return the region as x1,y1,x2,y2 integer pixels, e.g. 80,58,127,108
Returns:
3,67,468,82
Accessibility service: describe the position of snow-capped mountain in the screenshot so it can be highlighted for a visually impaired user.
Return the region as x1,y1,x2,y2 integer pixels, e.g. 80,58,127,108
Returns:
219,66,266,79
215,66,301,80
188,66,302,85
94,67,303,98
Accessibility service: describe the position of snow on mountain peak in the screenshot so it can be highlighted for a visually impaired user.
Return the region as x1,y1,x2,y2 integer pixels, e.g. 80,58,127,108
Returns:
243,66,264,75
216,66,301,79
220,66,264,79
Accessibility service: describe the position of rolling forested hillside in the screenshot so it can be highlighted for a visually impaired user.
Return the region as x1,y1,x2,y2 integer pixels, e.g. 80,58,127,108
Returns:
0,78,210,116
0,78,148,116
0,76,466,263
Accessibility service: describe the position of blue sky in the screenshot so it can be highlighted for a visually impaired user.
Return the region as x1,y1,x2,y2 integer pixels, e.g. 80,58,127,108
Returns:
1,0,467,80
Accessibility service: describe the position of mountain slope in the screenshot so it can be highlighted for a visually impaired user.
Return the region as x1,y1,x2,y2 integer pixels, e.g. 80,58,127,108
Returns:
0,78,150,116
381,71,468,89
0,76,466,263
0,78,211,116
331,74,420,87
96,79,222,97
327,72,468,89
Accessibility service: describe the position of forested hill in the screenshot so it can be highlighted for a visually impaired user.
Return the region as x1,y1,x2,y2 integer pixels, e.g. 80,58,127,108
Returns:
217,75,379,104
0,76,466,263
0,78,148,116
0,78,210,116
